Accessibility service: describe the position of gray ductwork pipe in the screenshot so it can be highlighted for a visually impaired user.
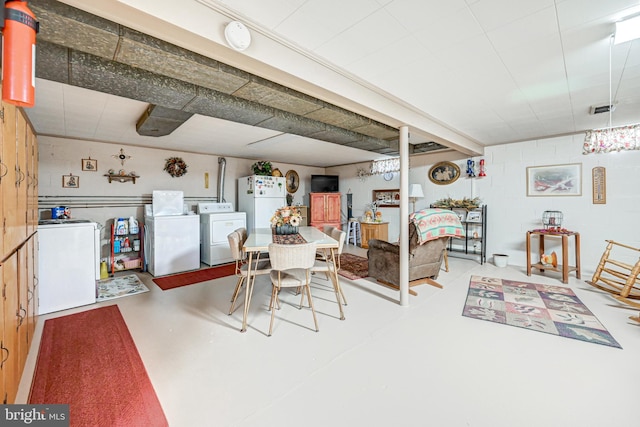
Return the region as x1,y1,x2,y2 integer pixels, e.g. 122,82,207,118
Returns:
217,157,226,203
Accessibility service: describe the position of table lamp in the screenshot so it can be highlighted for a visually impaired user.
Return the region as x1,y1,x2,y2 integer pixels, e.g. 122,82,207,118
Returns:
408,184,424,212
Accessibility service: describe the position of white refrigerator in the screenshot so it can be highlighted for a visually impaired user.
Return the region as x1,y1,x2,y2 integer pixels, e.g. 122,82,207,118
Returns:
238,175,286,234
144,191,201,277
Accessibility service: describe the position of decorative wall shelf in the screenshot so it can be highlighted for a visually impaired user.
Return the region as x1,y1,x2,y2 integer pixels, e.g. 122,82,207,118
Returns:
104,174,140,184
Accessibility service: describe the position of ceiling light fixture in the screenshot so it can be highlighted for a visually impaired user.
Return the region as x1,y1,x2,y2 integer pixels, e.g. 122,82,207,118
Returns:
614,14,640,45
224,21,251,51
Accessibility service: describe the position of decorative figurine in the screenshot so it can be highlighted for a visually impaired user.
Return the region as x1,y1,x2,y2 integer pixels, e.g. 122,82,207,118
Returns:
479,159,486,177
466,159,476,177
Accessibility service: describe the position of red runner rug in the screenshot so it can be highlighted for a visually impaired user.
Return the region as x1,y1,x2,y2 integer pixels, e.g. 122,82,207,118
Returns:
29,305,168,427
152,263,236,290
338,253,369,280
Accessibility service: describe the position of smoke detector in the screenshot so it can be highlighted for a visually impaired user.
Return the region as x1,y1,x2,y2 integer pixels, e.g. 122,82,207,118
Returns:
224,21,251,51
589,104,616,115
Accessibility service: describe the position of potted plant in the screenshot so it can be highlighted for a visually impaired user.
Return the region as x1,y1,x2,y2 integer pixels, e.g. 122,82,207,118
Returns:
251,161,273,176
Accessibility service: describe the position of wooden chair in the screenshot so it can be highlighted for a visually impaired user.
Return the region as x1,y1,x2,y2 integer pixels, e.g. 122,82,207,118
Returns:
267,242,318,336
227,228,271,315
586,240,640,311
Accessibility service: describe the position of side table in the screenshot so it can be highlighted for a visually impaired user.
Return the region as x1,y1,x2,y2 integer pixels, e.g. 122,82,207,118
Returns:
526,230,581,284
360,221,389,249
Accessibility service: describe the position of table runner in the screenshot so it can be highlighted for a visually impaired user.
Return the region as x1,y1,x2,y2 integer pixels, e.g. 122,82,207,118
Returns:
272,233,307,244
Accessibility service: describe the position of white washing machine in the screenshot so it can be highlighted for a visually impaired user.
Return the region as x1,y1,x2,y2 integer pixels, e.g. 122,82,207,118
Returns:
198,203,247,266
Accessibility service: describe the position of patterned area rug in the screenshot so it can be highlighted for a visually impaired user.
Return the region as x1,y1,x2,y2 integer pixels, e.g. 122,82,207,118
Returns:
462,275,621,348
97,274,149,302
338,253,369,280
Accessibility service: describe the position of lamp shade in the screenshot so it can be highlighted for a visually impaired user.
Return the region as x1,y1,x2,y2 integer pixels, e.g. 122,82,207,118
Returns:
408,184,424,198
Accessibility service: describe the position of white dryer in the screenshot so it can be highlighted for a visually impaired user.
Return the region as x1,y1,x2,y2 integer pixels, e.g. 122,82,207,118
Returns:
198,203,247,266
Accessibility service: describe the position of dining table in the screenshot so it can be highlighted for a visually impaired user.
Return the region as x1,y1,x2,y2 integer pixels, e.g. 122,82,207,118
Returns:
240,226,344,332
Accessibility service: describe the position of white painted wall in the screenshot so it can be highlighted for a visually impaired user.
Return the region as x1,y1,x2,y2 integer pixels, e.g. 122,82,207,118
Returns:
329,135,640,277
39,134,640,276
38,136,325,258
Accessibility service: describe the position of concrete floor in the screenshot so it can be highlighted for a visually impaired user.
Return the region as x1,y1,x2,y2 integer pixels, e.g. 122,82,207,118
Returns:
18,245,640,427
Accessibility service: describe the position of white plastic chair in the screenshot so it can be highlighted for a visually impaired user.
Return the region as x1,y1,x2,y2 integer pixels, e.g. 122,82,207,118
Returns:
267,242,318,336
227,228,271,316
312,228,348,307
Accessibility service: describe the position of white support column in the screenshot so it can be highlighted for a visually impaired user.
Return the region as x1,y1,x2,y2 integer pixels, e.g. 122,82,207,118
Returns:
399,125,410,306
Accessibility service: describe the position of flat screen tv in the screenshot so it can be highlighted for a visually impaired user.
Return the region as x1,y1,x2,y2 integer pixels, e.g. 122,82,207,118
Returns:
311,175,339,193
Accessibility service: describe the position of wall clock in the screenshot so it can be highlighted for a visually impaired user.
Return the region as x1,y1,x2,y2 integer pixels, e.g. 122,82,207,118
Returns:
383,172,394,181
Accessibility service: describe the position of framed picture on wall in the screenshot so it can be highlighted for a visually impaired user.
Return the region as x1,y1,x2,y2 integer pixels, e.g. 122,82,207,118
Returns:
82,158,97,171
526,163,582,196
62,174,79,188
285,170,299,193
428,161,460,185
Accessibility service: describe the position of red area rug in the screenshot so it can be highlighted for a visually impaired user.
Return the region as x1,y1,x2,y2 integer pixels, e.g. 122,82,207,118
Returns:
29,305,168,426
338,253,369,280
152,263,236,290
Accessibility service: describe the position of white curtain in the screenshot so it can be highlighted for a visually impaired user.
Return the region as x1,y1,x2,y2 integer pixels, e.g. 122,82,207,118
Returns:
370,158,400,174
583,124,640,154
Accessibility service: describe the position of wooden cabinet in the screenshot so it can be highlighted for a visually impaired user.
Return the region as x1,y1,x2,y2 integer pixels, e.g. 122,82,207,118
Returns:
309,193,341,230
360,222,389,249
0,102,38,404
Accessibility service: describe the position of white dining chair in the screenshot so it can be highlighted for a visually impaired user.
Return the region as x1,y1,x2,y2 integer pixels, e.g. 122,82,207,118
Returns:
227,228,271,316
311,228,348,306
267,242,318,336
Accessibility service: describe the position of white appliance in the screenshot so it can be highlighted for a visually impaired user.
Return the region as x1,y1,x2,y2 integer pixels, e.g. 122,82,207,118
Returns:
198,203,246,266
144,190,201,276
37,220,100,315
237,175,286,234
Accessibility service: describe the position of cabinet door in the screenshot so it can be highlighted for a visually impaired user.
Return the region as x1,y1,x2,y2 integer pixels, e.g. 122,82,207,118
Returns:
26,235,37,341
325,194,341,223
1,102,18,257
17,244,29,372
25,123,38,236
2,253,20,404
310,194,326,223
15,111,27,243
0,261,4,404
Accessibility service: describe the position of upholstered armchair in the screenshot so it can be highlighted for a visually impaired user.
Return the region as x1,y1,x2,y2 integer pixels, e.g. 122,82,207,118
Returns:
367,209,463,294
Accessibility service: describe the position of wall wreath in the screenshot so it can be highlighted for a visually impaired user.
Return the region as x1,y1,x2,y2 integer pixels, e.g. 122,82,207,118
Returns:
164,157,188,178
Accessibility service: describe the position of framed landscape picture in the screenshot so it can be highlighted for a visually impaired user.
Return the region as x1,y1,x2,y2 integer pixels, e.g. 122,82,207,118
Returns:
526,163,582,197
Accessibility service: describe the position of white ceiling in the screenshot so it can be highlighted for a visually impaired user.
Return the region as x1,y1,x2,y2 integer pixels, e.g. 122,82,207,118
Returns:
25,0,640,167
